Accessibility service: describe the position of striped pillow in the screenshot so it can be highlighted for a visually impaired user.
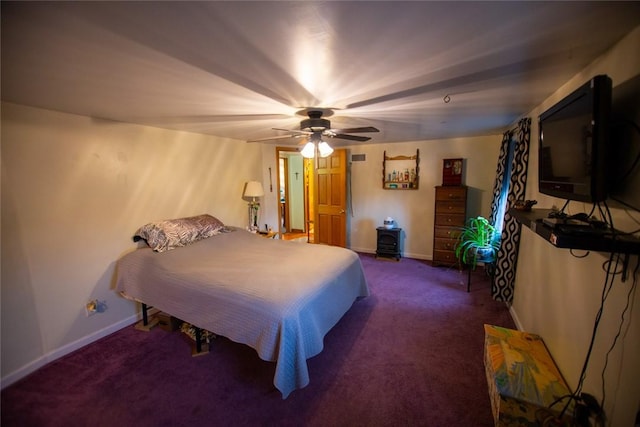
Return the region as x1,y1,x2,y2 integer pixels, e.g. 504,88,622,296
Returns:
133,214,225,252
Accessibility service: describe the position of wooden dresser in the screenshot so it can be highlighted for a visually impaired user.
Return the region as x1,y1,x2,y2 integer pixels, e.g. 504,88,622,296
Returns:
433,185,467,267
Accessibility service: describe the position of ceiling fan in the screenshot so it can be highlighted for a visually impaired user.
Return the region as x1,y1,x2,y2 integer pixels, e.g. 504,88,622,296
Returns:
247,108,380,144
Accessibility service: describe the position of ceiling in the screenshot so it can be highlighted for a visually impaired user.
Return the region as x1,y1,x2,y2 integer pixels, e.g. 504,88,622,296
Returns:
2,1,640,146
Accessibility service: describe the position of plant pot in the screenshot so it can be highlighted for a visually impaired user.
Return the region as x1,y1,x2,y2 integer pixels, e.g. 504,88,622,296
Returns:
474,247,496,263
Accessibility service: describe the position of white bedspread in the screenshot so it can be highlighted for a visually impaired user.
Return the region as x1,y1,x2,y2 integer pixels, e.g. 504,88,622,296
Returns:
115,228,369,398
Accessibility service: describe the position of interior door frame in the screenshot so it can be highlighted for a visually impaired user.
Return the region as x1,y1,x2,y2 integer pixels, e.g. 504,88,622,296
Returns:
276,146,309,237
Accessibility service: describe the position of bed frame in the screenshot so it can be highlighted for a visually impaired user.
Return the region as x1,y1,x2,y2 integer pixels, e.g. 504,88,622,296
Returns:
138,302,206,354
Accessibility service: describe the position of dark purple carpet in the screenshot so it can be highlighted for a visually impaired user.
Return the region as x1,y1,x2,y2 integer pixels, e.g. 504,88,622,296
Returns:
1,254,514,427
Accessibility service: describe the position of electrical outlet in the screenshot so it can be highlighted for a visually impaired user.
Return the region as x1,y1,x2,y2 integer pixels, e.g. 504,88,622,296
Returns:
85,300,98,316
85,299,107,316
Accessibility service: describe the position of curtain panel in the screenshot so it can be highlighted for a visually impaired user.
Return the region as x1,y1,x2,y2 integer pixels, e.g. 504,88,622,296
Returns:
490,117,531,302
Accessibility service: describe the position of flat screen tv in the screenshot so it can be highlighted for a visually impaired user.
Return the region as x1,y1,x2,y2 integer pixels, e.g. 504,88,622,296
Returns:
538,74,612,203
609,74,640,211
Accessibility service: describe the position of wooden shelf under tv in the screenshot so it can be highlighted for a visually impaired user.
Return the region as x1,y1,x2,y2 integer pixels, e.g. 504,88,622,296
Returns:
510,208,640,255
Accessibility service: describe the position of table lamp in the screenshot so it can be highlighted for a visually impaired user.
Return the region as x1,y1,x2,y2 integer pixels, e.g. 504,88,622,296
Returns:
243,181,264,231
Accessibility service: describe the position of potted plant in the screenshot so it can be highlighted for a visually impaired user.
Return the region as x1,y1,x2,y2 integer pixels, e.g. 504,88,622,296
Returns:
455,216,499,268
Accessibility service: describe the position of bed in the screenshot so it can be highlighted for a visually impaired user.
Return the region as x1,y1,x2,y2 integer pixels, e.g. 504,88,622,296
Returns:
114,215,369,398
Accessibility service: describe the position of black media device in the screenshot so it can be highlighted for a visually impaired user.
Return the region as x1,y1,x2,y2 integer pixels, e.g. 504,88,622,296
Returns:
538,74,613,203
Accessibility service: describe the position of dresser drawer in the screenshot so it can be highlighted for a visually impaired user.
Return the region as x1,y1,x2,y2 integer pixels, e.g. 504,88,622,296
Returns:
434,238,458,251
435,200,466,214
435,186,467,201
435,213,466,226
434,226,462,239
433,250,459,265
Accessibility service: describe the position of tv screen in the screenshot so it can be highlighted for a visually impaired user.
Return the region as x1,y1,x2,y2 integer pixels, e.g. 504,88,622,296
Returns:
538,75,612,203
609,74,640,211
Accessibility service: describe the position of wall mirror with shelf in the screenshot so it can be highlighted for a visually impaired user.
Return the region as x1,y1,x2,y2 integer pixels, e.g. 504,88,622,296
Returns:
382,149,419,189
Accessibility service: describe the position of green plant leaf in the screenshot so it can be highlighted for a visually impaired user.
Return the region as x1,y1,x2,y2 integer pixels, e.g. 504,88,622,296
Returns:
454,216,500,267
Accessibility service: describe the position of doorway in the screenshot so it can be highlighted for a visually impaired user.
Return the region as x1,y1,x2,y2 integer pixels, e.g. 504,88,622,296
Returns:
276,147,314,242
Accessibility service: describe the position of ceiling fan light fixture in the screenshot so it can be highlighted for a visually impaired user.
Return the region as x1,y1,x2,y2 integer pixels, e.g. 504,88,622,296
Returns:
301,141,315,158
318,141,334,157
248,109,379,144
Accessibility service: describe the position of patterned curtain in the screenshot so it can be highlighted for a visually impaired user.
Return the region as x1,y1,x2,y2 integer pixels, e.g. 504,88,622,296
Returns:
489,117,531,303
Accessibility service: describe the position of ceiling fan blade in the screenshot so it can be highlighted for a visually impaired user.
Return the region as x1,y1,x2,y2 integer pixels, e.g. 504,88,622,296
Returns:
246,134,301,142
165,114,293,123
247,127,312,142
331,134,372,142
272,128,311,136
330,126,379,133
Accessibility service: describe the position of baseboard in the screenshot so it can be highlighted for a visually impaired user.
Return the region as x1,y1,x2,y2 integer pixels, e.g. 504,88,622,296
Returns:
509,305,524,331
402,252,430,261
349,246,431,261
349,246,375,255
1,314,139,390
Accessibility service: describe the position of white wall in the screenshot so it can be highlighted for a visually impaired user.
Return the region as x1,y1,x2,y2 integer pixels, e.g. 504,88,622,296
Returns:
512,27,640,426
346,138,501,259
259,138,501,259
1,103,263,384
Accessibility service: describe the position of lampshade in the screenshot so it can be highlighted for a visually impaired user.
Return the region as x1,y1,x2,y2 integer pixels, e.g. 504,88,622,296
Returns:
301,142,315,158
318,141,334,157
301,133,333,159
243,181,264,199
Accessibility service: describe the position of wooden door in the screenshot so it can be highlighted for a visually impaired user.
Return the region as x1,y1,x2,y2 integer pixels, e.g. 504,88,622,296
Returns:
314,149,347,247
